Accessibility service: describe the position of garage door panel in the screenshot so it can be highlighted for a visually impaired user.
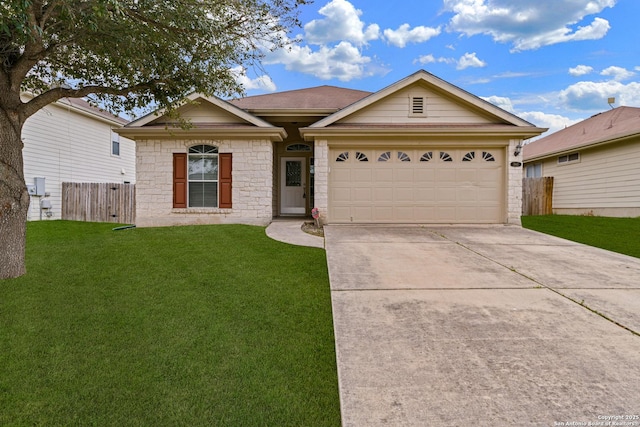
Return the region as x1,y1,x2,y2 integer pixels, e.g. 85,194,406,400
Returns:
395,169,414,182
457,169,477,183
353,206,373,221
415,188,435,201
374,187,394,202
393,206,415,221
415,169,435,182
353,169,372,182
374,168,394,182
436,188,457,202
332,187,353,202
329,147,504,223
395,187,414,203
435,169,457,184
479,187,501,201
373,206,393,221
354,188,373,202
457,187,480,202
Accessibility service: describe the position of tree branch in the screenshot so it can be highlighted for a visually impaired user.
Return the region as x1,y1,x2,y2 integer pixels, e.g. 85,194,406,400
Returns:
19,81,160,119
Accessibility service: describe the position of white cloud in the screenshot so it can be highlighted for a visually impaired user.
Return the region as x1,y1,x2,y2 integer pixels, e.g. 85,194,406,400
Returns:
456,52,487,70
600,66,635,81
559,80,640,111
443,0,616,51
519,111,581,136
303,0,380,46
265,41,380,81
383,24,441,48
569,65,594,76
482,95,515,112
231,67,277,92
414,54,453,65
481,94,582,136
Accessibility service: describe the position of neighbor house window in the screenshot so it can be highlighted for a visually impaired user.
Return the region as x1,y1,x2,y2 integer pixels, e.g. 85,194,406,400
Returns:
558,153,580,164
525,163,542,178
111,131,120,156
173,146,233,209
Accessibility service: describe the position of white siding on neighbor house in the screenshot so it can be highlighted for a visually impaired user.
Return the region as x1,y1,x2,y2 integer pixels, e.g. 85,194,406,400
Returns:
340,85,495,125
22,101,135,221
539,138,640,213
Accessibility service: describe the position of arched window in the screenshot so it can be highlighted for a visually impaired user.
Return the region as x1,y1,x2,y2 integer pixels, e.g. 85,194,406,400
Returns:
188,145,219,207
286,143,312,152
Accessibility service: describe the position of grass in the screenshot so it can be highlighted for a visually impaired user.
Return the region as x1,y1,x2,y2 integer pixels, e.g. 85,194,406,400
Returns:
0,221,340,426
522,215,640,259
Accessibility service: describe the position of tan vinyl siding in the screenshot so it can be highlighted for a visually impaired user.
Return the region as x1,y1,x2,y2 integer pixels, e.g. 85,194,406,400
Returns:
339,85,494,125
540,138,640,209
152,101,247,125
22,101,136,221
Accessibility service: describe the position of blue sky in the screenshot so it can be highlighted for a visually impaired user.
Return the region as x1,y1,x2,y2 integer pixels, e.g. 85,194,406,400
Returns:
235,0,640,136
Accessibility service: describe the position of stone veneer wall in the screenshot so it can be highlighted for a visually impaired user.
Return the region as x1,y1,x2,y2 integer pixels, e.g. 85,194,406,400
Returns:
507,138,524,225
312,139,329,225
136,138,273,227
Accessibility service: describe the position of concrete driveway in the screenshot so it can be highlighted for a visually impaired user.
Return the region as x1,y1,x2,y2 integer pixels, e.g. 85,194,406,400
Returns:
324,225,640,426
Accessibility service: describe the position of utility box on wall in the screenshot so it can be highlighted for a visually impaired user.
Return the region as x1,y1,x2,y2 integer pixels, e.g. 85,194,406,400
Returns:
34,177,45,196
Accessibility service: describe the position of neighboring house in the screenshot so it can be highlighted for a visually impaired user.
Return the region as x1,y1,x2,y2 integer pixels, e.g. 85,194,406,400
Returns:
22,96,136,221
523,106,640,217
118,70,545,227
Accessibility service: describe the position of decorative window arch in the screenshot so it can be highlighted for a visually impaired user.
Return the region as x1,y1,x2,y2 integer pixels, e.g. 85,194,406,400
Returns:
420,152,433,162
286,143,312,152
397,151,411,162
378,151,391,162
336,151,349,162
356,152,369,162
482,151,496,162
439,151,453,162
463,151,475,161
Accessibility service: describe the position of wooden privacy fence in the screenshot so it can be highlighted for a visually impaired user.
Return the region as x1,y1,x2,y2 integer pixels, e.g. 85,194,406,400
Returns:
62,182,135,223
522,177,554,216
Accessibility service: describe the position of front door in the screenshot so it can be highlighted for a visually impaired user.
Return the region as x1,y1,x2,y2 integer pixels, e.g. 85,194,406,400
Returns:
280,157,306,215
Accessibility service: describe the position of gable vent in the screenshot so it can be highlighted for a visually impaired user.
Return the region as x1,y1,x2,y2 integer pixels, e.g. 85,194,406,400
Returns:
409,96,426,116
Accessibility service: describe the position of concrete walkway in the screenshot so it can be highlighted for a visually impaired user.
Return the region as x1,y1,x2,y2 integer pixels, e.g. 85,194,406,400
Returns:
325,225,640,426
265,218,324,249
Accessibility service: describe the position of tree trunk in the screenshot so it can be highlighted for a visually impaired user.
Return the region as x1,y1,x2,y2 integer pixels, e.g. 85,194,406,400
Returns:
0,107,29,279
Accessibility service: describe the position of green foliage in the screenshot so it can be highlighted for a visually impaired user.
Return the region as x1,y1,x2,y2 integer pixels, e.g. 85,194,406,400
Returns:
522,215,640,258
1,0,309,116
0,221,340,426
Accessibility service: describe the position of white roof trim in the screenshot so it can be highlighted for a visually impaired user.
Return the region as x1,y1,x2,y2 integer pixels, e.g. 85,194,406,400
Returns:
126,92,276,129
309,70,536,129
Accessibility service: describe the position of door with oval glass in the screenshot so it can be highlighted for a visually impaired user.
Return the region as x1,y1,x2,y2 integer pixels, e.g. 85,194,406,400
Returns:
280,157,306,214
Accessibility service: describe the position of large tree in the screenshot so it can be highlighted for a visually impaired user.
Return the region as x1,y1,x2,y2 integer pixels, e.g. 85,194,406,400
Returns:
0,0,308,279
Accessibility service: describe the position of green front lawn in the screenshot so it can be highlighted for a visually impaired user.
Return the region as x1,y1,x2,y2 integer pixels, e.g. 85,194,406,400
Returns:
522,215,640,259
0,221,340,426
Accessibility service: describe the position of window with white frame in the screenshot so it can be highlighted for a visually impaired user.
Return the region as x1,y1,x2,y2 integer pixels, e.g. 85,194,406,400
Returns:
525,163,542,178
111,131,120,156
188,145,218,207
558,152,580,164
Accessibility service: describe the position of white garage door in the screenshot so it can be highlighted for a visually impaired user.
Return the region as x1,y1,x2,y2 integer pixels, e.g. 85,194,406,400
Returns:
329,147,505,223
